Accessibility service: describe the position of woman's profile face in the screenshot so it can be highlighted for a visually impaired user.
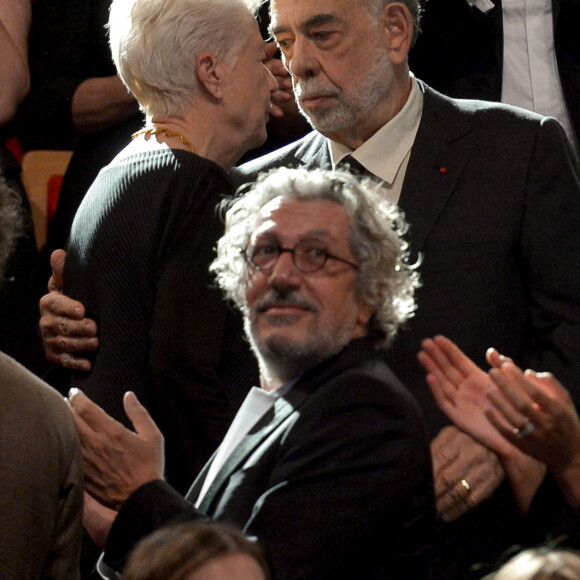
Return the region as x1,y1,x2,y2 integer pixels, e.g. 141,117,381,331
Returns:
186,551,267,580
219,21,277,155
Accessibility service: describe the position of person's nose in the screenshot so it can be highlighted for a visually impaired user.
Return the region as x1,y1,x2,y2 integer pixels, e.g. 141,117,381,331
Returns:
266,65,278,95
287,37,320,80
267,250,302,290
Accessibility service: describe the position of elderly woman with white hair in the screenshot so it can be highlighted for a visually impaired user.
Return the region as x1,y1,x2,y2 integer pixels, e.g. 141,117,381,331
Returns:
55,0,276,502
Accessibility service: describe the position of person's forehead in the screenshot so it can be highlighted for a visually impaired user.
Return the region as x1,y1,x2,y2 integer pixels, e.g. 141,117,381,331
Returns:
243,18,265,52
270,0,354,30
252,197,351,241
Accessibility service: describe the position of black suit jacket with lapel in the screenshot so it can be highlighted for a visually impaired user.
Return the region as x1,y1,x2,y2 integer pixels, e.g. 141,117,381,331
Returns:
235,82,580,428
104,338,435,579
409,0,580,148
233,82,580,578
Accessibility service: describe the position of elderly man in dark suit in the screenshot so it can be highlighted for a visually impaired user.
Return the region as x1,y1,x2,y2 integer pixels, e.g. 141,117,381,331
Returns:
40,0,580,576
69,167,434,580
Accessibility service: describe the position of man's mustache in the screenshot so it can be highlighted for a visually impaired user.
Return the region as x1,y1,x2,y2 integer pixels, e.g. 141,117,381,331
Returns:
254,290,318,313
296,79,338,100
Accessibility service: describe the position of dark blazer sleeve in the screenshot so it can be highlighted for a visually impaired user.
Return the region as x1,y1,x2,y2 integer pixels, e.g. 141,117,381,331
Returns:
519,116,580,392
527,474,580,547
23,0,114,148
103,480,208,572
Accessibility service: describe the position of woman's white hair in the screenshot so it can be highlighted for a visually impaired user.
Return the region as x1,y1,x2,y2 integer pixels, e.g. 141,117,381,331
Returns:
211,167,420,349
108,0,259,118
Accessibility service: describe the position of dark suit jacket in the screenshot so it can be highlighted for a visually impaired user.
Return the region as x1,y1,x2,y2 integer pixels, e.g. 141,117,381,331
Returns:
409,0,580,148
233,82,580,577
104,338,435,579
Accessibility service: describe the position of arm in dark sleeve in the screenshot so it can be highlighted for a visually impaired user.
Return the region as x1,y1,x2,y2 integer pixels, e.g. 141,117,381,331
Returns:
103,480,208,572
527,473,580,547
23,0,109,147
521,116,580,399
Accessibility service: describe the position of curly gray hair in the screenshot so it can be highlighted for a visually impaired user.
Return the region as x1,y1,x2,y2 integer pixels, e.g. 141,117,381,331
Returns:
211,167,419,349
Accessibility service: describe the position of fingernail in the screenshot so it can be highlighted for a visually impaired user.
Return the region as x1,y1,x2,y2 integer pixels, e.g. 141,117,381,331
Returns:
68,387,79,399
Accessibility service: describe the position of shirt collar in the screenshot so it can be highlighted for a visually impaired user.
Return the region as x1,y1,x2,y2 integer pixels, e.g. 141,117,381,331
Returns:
329,73,423,184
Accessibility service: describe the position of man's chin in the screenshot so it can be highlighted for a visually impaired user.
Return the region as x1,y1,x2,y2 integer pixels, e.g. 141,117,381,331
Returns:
251,326,312,359
302,112,353,137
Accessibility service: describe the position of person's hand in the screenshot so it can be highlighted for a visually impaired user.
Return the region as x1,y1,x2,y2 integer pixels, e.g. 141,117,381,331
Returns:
39,249,99,372
69,389,165,510
487,364,580,476
83,492,118,549
431,425,504,522
418,336,513,457
264,41,294,116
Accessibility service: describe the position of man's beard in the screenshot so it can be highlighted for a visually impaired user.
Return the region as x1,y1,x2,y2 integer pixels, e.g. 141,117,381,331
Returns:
294,51,394,134
246,289,356,385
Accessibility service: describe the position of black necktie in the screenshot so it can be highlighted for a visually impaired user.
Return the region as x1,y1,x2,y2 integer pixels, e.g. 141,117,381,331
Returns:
338,155,367,177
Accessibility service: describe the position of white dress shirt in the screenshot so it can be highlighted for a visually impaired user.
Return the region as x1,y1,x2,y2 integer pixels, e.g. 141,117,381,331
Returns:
329,74,424,205
501,0,575,146
195,383,293,507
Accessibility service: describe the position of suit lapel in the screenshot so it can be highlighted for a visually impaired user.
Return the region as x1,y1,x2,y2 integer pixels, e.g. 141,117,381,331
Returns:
190,339,378,514
399,84,472,257
194,389,309,513
186,451,217,503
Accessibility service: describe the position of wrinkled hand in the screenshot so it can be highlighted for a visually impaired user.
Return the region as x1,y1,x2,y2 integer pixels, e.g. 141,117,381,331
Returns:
431,425,504,522
487,364,580,475
39,250,99,372
83,492,118,549
69,389,165,510
418,336,512,457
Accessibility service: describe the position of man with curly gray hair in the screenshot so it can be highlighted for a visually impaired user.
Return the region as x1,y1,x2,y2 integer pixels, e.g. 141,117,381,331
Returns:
69,167,434,579
212,167,419,381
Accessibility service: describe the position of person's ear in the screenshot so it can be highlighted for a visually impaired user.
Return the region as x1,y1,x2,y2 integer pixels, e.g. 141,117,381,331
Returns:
381,2,413,65
196,51,227,99
356,301,377,329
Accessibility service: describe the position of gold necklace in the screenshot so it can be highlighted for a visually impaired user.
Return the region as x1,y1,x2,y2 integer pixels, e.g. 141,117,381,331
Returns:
132,126,196,154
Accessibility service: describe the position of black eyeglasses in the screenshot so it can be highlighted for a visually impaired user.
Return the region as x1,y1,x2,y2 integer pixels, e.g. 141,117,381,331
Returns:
242,239,359,273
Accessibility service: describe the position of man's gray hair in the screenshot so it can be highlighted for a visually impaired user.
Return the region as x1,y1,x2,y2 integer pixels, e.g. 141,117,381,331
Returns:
108,0,259,118
211,167,420,349
0,172,23,282
361,0,423,46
